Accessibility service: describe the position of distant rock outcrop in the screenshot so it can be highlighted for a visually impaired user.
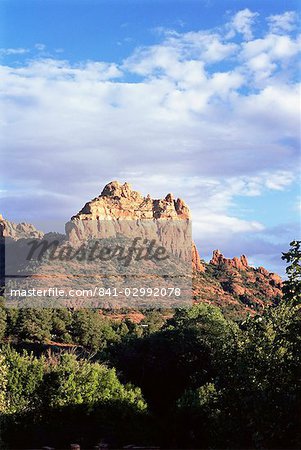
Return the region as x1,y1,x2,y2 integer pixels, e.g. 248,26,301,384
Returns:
0,214,44,240
210,249,249,270
203,248,283,314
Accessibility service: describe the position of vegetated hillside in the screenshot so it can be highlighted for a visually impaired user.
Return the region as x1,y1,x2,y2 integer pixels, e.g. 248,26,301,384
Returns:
193,250,282,318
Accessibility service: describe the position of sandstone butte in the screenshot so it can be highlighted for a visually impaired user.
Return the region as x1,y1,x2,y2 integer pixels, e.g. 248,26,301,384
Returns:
0,181,283,316
67,180,202,271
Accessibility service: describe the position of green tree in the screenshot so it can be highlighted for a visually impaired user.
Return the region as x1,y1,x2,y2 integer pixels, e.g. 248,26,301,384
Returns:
282,240,301,305
51,308,73,342
43,353,146,411
140,310,165,334
0,349,8,450
1,349,149,449
176,382,221,448
173,303,301,449
2,346,44,414
110,304,238,412
0,306,6,342
71,310,117,350
17,308,52,342
0,350,8,413
4,308,19,341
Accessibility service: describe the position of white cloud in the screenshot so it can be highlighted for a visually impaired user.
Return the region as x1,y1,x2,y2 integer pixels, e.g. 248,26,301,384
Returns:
227,9,259,41
124,30,238,77
241,33,300,85
267,11,298,33
118,171,294,241
193,212,264,236
0,48,29,56
242,33,300,60
264,171,295,190
6,58,122,81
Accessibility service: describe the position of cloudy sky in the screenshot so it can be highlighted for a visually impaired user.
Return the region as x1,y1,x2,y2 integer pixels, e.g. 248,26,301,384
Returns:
0,0,300,275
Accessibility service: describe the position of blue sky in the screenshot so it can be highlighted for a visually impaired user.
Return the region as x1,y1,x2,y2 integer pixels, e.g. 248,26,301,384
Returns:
1,0,300,63
0,0,300,275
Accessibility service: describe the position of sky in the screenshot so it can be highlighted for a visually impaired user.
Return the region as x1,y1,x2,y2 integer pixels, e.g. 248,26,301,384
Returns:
0,0,300,276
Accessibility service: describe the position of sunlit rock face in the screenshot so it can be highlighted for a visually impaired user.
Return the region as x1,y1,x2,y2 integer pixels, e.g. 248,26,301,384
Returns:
207,248,283,311
71,181,190,220
67,181,203,271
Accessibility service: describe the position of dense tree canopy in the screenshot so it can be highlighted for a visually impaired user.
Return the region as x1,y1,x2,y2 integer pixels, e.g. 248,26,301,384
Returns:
0,243,300,448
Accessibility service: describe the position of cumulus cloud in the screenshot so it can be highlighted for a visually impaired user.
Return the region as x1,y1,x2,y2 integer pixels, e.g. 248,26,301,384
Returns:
240,33,301,85
125,30,238,76
267,11,298,33
226,8,259,40
0,9,300,273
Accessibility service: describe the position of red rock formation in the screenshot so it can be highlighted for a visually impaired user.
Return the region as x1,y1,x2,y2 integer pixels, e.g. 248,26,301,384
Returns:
71,181,190,221
68,181,204,272
268,272,282,288
210,250,249,271
192,243,204,272
240,255,248,268
204,248,283,314
257,266,269,277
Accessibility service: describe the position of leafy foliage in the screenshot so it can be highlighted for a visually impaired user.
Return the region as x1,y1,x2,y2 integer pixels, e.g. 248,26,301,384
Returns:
282,240,301,304
71,309,118,350
2,347,44,414
0,306,6,342
0,348,148,448
43,352,146,410
0,350,8,413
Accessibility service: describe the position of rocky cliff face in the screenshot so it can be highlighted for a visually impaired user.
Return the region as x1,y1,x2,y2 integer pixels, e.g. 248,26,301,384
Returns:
71,181,190,221
192,248,283,316
210,249,249,270
0,214,44,240
67,181,203,271
210,248,282,289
